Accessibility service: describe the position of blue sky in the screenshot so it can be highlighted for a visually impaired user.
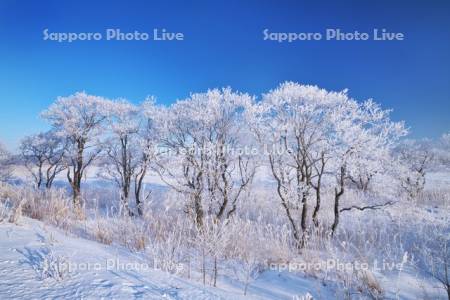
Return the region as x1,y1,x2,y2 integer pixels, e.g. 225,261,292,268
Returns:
0,0,449,149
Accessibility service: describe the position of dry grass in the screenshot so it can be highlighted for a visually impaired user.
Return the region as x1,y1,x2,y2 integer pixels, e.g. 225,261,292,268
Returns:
93,219,113,245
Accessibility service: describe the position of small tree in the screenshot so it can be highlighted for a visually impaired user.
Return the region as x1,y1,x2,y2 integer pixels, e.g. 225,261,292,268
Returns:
193,217,229,287
0,142,12,183
228,218,265,295
415,224,450,300
397,139,434,200
20,131,66,189
434,132,450,171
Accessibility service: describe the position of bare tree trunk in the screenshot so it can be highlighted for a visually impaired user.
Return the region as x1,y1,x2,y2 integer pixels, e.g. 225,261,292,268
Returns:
331,166,345,236
46,167,54,189
269,155,301,247
67,139,87,216
312,187,321,227
202,248,206,285
120,194,131,216
187,256,191,279
72,171,83,206
244,273,249,295
312,153,326,228
121,136,133,216
134,167,146,217
68,168,83,208
300,192,308,247
72,180,83,212
331,188,342,236
194,194,204,228
69,171,84,218
213,256,218,287
36,161,43,189
215,166,229,220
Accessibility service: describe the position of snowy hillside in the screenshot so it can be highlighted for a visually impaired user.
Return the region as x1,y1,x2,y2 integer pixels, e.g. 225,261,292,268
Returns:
0,217,335,300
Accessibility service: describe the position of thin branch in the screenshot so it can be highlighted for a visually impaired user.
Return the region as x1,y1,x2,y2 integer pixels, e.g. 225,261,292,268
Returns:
340,201,395,213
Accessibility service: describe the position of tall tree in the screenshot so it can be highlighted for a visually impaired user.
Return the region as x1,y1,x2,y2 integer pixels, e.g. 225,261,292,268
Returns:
100,100,140,215
100,98,161,216
42,92,112,210
155,88,256,226
248,82,406,245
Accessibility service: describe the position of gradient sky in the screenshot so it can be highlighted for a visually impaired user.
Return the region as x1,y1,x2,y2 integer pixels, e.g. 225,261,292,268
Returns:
0,0,449,149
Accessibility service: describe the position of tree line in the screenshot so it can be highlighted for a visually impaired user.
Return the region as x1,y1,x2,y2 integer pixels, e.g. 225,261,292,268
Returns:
4,82,449,247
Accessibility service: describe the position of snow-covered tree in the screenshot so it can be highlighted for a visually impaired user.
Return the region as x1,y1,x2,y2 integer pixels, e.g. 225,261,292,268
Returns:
156,88,256,226
41,92,113,210
248,82,359,244
329,99,406,235
250,83,316,243
414,224,450,300
20,131,67,189
248,82,406,243
396,139,434,199
100,97,161,216
0,142,12,182
228,218,266,295
133,97,163,216
99,100,141,215
192,216,230,286
435,132,450,170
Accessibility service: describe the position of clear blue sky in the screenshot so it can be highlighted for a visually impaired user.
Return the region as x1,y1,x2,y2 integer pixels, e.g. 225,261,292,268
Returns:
1,0,449,149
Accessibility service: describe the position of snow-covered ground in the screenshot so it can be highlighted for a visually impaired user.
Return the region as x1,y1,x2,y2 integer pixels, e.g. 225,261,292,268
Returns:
1,214,448,299
426,171,450,190
0,172,448,299
0,217,335,300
